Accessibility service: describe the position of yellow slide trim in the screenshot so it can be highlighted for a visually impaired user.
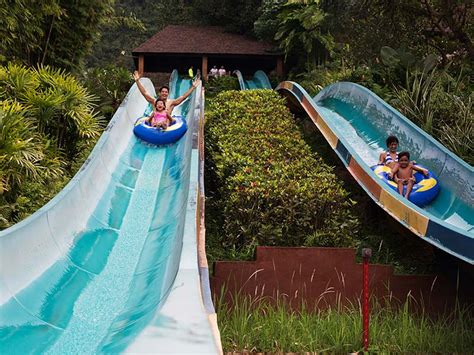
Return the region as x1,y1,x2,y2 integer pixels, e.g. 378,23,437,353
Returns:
280,81,294,90
314,112,338,149
379,189,429,236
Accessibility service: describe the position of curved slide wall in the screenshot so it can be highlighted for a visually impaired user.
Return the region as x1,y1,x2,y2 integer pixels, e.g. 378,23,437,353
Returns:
0,74,221,353
277,81,473,264
234,70,272,90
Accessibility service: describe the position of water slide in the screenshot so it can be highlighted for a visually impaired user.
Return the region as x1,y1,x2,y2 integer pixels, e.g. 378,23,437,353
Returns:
234,70,272,90
0,71,222,353
276,81,474,265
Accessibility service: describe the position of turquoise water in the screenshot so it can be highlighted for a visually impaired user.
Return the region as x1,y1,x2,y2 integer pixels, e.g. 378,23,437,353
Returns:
317,97,474,232
246,80,258,89
0,81,195,353
246,71,271,90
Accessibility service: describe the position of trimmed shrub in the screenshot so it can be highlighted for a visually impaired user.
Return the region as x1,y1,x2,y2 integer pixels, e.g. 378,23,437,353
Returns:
205,90,359,251
206,75,240,97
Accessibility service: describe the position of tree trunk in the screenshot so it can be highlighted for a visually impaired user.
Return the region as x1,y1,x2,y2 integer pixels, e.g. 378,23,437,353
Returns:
42,16,55,66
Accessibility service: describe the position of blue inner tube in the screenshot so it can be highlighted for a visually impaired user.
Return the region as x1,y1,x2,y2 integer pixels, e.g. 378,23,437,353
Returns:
370,164,440,207
133,115,187,145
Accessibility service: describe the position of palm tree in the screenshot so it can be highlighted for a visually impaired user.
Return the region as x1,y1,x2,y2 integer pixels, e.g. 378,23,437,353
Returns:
275,0,334,68
1,64,104,162
1,63,104,227
0,102,63,195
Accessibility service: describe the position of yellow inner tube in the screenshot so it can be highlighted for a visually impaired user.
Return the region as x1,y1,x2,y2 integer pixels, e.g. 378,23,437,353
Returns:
373,165,437,191
373,165,397,187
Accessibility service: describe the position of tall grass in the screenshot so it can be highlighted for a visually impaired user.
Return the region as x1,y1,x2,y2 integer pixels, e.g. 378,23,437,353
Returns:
215,291,474,353
389,67,473,164
391,69,441,134
437,94,473,165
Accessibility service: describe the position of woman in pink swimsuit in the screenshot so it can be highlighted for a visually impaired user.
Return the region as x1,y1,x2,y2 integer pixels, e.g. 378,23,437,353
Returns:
147,99,173,129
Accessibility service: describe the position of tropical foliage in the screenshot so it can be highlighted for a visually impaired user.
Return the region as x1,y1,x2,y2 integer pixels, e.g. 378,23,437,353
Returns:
275,0,334,67
89,0,185,68
257,0,473,165
436,94,473,163
1,64,103,155
82,65,133,119
0,0,114,71
389,67,473,164
0,101,65,228
190,0,262,35
0,64,103,228
319,0,473,66
254,0,287,42
0,102,63,196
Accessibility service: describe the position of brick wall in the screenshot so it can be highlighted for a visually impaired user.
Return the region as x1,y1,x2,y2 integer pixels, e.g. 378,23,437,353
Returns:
211,247,473,313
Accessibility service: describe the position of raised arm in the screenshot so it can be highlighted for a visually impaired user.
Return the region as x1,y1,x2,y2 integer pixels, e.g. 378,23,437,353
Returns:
172,79,201,106
133,71,155,105
378,152,386,165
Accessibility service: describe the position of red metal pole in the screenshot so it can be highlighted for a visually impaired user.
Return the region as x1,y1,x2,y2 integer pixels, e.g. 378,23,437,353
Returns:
362,248,372,352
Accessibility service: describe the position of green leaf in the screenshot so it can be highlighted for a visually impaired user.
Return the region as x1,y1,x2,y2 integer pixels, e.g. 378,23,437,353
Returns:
380,46,400,67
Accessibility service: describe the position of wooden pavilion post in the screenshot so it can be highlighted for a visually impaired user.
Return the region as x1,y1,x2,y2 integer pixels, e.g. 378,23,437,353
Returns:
202,55,208,81
276,56,284,76
138,55,144,75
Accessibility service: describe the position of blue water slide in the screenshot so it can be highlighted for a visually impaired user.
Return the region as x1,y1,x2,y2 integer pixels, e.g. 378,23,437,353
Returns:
169,69,190,100
0,73,221,353
277,81,473,264
234,70,272,90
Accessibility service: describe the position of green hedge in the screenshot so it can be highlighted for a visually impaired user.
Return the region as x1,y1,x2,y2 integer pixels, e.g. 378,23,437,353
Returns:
206,75,240,98
205,90,359,251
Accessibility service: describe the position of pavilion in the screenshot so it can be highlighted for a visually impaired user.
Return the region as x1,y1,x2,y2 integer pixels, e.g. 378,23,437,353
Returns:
132,25,283,80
